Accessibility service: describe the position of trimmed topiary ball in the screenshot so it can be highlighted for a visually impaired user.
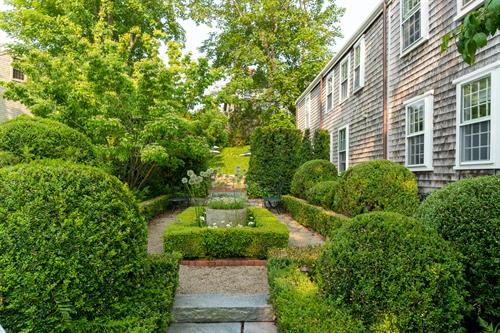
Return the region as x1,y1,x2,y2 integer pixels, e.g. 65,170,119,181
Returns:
0,115,94,163
305,180,338,210
291,160,338,199
334,160,419,217
317,212,466,332
0,161,147,332
416,175,500,324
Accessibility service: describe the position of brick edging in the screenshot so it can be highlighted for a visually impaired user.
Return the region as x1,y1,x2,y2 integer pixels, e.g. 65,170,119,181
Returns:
181,259,267,267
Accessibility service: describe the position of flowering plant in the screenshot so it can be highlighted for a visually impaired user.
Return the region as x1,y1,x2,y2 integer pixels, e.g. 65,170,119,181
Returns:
181,168,214,226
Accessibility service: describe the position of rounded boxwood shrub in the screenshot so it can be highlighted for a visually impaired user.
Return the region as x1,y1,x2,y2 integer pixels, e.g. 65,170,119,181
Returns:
291,160,338,199
317,212,466,332
0,161,147,332
416,175,500,323
0,150,20,167
0,115,94,163
334,160,419,217
305,180,338,210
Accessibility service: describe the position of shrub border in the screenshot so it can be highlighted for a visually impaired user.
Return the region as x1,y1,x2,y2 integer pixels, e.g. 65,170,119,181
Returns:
140,195,171,221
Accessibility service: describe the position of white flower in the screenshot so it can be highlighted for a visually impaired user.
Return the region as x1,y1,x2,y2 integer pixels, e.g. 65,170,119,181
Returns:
207,168,214,174
237,224,243,228
200,171,207,177
226,224,231,227
248,221,255,225
187,170,195,177
200,216,205,221
188,178,196,185
181,177,188,184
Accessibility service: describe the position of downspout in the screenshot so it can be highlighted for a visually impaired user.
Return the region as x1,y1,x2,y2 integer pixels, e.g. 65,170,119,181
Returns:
382,0,389,160
320,77,324,128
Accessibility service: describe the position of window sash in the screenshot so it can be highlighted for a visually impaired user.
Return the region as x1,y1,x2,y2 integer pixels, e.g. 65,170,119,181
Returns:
402,9,422,50
340,60,349,100
402,0,420,20
460,120,491,162
408,134,425,166
461,76,491,123
13,68,24,81
326,74,333,111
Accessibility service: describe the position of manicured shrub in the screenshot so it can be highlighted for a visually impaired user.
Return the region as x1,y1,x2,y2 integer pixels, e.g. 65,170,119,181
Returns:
139,194,171,221
164,207,289,258
317,212,467,332
267,247,365,333
416,175,500,323
0,115,94,163
305,180,338,209
0,161,149,331
298,128,313,165
246,126,302,197
282,195,348,237
312,129,330,160
334,160,419,217
0,151,20,167
291,160,338,199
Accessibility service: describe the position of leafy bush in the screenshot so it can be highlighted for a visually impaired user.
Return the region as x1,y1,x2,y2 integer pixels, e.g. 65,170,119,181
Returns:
291,159,338,199
305,180,338,209
164,207,288,258
334,160,419,217
416,176,500,323
282,195,348,238
298,128,313,165
0,116,94,163
317,212,467,332
0,151,20,168
312,129,330,160
140,195,171,221
267,247,365,333
0,161,158,331
207,197,246,209
246,126,302,197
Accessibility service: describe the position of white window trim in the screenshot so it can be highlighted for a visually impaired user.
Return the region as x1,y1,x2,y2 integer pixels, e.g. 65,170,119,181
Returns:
453,61,500,170
404,90,434,171
305,93,311,129
353,36,366,93
329,130,334,163
337,125,349,174
455,0,483,21
326,72,334,113
400,0,429,57
339,57,350,103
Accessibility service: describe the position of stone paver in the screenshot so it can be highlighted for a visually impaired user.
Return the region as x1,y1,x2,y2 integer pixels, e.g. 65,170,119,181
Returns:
274,213,325,247
167,323,241,333
147,211,177,254
244,322,278,333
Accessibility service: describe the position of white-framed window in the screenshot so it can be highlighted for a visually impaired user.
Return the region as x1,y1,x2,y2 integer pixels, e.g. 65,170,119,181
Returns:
337,125,349,173
353,36,365,92
455,0,483,20
404,91,434,170
400,0,429,55
326,72,334,112
453,61,500,170
305,93,311,129
329,130,334,163
339,57,350,102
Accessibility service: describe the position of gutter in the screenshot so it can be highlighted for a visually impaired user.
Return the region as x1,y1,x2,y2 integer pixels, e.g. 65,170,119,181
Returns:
296,1,384,104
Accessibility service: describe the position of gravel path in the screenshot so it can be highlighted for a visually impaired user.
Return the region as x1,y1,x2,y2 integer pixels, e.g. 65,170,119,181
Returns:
177,266,269,294
147,211,178,254
274,213,325,247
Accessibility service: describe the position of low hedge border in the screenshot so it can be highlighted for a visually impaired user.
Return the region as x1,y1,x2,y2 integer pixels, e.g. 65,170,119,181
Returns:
140,195,171,221
282,195,349,238
164,207,289,259
267,247,365,333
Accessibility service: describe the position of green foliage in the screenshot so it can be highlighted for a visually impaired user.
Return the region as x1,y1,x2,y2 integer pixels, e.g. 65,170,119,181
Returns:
0,116,94,163
416,176,500,323
193,109,229,148
207,197,246,210
305,180,338,210
334,160,420,217
246,126,302,197
210,145,250,175
0,161,154,331
282,195,348,238
164,207,288,258
298,129,314,165
442,0,500,64
268,109,296,129
291,159,337,199
139,195,171,221
318,212,467,332
0,151,20,168
267,248,365,333
312,129,330,160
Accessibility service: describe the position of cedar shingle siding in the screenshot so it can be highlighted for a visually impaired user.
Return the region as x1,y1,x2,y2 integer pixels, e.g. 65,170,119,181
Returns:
296,0,500,193
0,52,31,122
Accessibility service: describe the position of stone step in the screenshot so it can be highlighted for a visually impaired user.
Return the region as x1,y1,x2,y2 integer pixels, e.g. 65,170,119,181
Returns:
167,322,278,333
172,293,274,323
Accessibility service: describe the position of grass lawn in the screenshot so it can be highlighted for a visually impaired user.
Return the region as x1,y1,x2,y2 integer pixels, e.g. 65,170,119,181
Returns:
210,145,250,175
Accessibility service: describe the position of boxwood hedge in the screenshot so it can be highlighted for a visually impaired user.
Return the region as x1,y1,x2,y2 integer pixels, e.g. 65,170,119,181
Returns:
140,194,171,221
334,160,419,217
164,207,288,258
416,175,500,323
0,161,175,332
291,159,338,199
317,212,467,332
0,115,94,163
305,180,338,210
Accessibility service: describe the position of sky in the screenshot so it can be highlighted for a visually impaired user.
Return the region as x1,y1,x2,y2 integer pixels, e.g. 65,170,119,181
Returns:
0,0,382,58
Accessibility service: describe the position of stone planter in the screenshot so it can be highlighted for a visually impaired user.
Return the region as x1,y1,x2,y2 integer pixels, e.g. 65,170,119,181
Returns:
205,208,248,228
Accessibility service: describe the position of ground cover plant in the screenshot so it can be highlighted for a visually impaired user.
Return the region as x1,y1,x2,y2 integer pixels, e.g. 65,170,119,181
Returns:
164,207,288,258
291,159,338,199
416,175,500,326
0,161,180,332
318,212,467,332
